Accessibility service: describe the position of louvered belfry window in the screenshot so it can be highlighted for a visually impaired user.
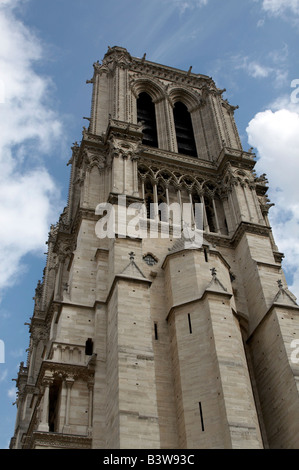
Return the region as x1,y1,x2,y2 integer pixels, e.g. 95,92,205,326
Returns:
173,101,197,157
137,92,158,148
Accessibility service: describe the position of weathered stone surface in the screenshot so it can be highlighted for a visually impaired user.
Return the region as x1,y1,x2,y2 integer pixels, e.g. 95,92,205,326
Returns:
11,46,299,450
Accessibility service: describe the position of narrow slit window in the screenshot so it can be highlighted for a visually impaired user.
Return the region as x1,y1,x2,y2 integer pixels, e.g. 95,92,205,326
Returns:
199,402,205,431
188,313,192,334
85,338,93,356
204,247,208,262
154,322,158,340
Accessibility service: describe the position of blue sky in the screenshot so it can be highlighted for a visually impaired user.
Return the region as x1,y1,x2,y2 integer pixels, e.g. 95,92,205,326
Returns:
1,0,299,449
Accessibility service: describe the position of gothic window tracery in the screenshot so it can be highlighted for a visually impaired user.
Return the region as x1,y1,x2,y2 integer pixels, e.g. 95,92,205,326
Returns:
204,195,217,233
138,164,229,235
144,179,155,219
157,183,167,222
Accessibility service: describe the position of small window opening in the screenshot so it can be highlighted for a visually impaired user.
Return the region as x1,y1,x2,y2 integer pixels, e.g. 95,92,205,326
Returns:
49,379,62,433
154,322,158,340
204,247,208,263
85,338,93,356
188,314,192,334
199,402,205,431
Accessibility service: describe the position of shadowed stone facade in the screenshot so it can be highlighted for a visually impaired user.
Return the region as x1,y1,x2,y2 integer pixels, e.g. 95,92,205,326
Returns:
10,46,299,449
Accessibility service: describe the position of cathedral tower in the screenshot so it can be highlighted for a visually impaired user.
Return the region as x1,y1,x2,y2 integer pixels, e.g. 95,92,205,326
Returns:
10,46,299,449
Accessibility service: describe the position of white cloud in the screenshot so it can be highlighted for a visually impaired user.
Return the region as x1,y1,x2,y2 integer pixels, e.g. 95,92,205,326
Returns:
247,97,299,299
0,369,8,383
164,0,208,13
7,386,17,401
259,0,299,26
235,54,288,87
262,0,299,16
0,0,64,298
247,61,272,78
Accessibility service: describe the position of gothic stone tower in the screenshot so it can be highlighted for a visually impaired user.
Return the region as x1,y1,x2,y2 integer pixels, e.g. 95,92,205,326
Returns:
10,46,299,449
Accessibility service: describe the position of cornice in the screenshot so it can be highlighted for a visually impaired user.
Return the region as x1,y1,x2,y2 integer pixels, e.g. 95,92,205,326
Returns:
162,245,231,272
230,221,272,247
166,288,232,322
27,431,92,449
93,46,222,94
130,56,214,91
247,302,299,343
140,148,216,174
105,273,152,305
36,359,95,389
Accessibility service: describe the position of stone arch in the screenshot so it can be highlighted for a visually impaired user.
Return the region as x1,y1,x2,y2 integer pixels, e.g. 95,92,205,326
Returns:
167,87,200,157
168,86,201,112
131,77,166,103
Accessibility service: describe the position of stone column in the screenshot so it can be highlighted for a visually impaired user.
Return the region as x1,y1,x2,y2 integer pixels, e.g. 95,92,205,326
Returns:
131,156,139,197
123,155,127,194
153,181,159,221
63,376,74,433
200,194,209,232
87,379,94,437
38,377,53,432
212,196,220,233
28,338,38,384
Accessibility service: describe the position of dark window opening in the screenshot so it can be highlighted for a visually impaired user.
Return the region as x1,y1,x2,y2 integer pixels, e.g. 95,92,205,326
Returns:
154,322,158,340
157,184,167,222
204,196,216,233
188,313,192,334
137,92,158,148
204,248,208,263
85,338,93,356
199,402,205,432
173,101,197,157
224,217,229,235
144,180,154,219
49,379,62,433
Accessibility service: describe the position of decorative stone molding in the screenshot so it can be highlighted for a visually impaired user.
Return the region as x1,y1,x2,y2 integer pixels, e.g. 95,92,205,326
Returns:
26,431,92,449
82,148,106,173
108,136,142,161
37,360,95,387
130,75,168,102
167,84,204,112
138,161,218,195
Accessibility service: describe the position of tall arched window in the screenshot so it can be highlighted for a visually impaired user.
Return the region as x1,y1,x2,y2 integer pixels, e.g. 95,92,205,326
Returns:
49,378,62,432
173,101,197,157
204,196,216,233
157,184,167,222
144,180,154,219
137,92,158,148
